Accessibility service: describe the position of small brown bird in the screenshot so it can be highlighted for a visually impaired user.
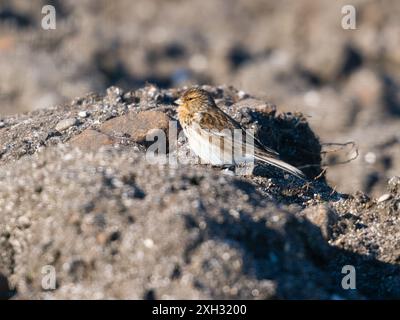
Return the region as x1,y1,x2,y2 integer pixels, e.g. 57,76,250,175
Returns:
175,88,305,179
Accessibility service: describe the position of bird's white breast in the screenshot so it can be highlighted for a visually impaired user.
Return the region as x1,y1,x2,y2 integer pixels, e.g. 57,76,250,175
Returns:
183,125,254,166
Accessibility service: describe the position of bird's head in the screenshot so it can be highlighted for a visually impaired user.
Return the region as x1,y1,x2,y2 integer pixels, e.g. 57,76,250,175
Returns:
175,88,215,112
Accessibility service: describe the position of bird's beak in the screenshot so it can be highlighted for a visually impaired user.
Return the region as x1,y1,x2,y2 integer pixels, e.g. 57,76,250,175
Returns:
174,98,182,105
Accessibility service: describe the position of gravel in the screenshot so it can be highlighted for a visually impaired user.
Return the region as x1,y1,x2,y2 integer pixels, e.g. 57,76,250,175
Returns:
0,85,399,299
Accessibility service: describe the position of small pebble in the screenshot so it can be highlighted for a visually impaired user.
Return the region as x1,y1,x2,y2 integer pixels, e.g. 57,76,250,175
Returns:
388,176,400,188
143,238,154,248
55,118,77,132
17,216,31,228
377,193,391,203
237,90,248,99
222,168,235,176
364,152,376,164
78,111,88,118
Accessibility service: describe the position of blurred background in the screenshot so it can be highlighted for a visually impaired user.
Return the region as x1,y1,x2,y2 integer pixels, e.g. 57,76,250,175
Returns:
0,0,399,196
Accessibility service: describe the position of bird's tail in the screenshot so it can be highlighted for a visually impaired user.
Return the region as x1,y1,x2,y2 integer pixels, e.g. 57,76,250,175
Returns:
255,153,306,180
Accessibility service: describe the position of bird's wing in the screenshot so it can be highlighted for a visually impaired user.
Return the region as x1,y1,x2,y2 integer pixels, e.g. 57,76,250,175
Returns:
196,108,279,157
195,108,305,179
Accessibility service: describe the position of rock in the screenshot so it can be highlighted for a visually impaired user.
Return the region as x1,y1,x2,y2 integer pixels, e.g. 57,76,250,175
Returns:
364,152,377,164
99,111,170,144
301,204,337,239
231,98,276,114
388,176,400,194
78,111,88,118
237,90,249,100
69,129,114,151
345,69,382,108
17,216,31,229
55,118,78,132
377,193,391,203
106,86,124,103
343,68,384,124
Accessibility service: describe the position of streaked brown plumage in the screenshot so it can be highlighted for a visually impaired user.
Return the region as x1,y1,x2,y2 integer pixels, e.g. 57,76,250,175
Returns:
176,88,305,179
